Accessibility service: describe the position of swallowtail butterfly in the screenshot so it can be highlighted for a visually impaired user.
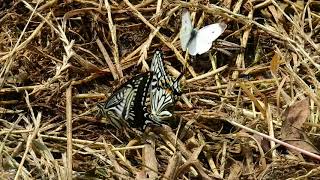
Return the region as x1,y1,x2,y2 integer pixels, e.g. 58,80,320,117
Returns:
147,51,184,124
98,72,152,129
98,51,184,129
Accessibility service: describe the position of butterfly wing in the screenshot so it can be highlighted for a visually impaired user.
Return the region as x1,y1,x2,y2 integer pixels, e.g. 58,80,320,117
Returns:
180,10,193,51
151,51,173,89
102,82,136,128
100,72,152,129
151,51,182,94
149,86,174,123
188,23,226,55
148,51,178,124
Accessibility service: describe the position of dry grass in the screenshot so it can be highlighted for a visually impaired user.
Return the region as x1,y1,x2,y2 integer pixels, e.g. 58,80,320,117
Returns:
1,0,320,179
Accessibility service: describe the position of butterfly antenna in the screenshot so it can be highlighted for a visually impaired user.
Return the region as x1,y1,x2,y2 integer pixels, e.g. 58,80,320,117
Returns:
177,67,187,82
171,66,187,95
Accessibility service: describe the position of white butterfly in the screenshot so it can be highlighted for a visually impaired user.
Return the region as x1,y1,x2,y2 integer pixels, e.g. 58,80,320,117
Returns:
180,10,227,56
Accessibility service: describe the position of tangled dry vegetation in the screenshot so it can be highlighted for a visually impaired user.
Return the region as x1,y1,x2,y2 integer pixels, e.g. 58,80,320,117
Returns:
1,0,320,179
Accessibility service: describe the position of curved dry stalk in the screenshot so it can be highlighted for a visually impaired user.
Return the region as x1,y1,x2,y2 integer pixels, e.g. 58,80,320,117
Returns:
226,118,320,161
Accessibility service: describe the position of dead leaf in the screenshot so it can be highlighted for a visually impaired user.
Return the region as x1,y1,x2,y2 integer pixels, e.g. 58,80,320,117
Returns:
280,98,319,154
284,140,319,154
227,161,243,180
281,98,310,140
270,52,281,76
252,134,271,154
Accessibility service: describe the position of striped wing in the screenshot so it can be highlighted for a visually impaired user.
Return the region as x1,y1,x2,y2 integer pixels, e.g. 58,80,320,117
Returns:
151,51,181,95
147,51,178,123
99,72,152,129
148,86,174,124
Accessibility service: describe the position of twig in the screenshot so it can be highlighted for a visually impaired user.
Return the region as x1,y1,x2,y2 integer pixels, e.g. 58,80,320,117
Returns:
186,65,228,83
66,85,73,180
225,118,320,161
104,0,123,78
164,152,182,180
40,134,145,151
143,135,158,179
15,92,42,180
73,93,106,99
156,0,162,14
138,27,160,71
204,78,279,91
266,104,276,160
219,142,226,178
96,38,119,80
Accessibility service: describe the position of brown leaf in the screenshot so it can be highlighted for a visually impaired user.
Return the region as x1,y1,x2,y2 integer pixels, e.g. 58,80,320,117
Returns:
253,134,271,154
280,98,319,154
285,140,319,154
281,98,310,140
270,52,281,76
227,161,243,180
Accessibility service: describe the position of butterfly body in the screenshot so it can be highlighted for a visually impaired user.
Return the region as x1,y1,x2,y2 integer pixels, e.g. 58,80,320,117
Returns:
130,72,153,128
